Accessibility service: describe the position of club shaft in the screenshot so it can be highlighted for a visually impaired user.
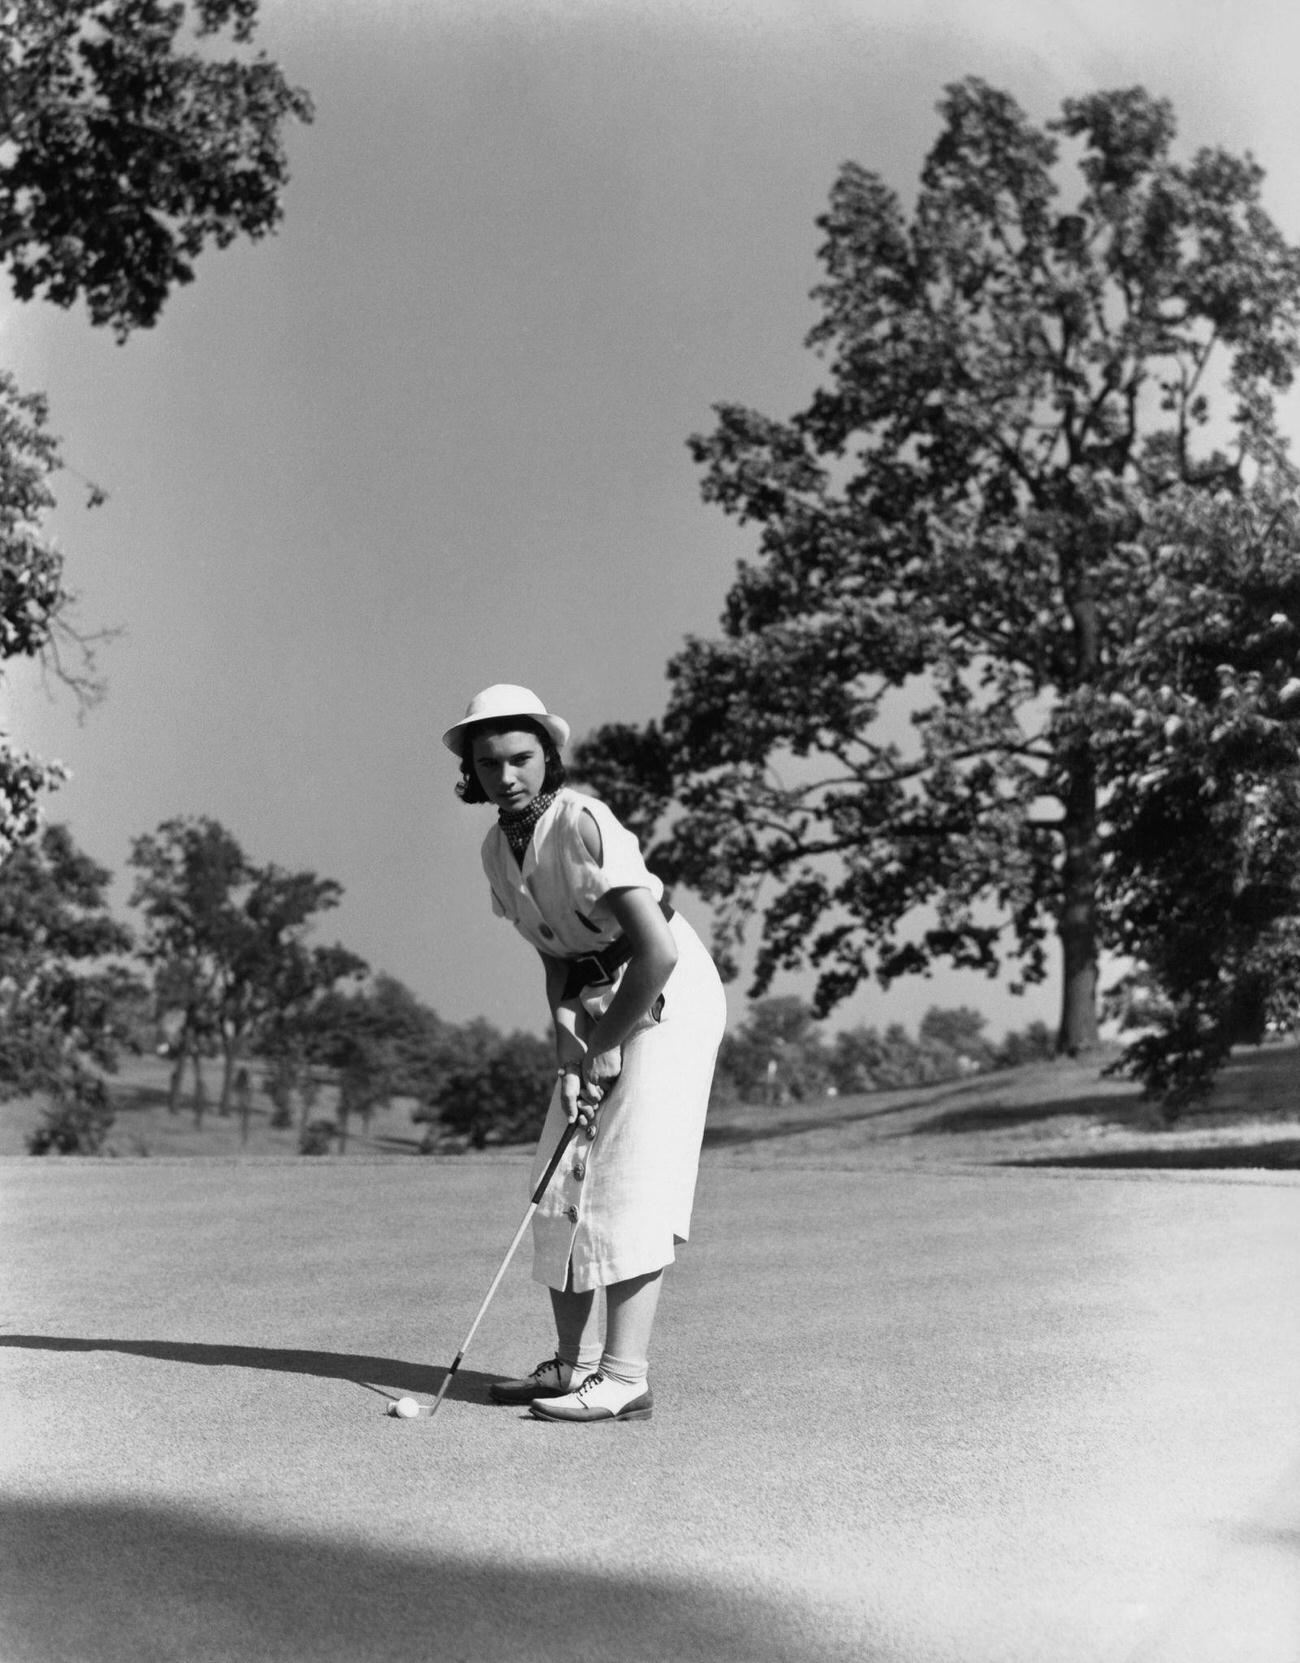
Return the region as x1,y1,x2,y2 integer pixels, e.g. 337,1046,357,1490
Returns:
428,1118,580,1417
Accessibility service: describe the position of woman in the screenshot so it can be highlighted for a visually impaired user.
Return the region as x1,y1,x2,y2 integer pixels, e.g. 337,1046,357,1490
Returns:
442,684,726,1423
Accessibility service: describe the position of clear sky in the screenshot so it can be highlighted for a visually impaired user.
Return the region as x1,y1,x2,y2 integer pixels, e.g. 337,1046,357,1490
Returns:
5,0,1300,1041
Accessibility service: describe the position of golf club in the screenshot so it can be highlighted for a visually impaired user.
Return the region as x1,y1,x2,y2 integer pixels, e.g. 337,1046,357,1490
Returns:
425,1115,581,1418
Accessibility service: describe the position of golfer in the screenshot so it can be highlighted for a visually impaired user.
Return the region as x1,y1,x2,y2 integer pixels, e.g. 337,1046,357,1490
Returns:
442,684,726,1423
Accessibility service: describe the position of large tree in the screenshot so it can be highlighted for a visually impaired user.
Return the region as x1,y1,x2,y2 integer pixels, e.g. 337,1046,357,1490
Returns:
0,0,314,335
0,0,312,847
128,817,359,1118
577,80,1300,1052
0,821,143,1149
0,373,69,857
1093,479,1300,1108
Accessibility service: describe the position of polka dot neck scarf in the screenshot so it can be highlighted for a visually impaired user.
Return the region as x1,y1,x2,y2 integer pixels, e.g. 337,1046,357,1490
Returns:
498,789,559,865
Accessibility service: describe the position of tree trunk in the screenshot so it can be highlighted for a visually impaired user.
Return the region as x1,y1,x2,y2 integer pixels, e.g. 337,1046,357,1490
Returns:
167,1035,187,1115
191,1050,207,1129
1057,867,1100,1054
1057,733,1101,1053
1058,546,1103,1056
236,1067,252,1149
218,1037,239,1118
337,1076,351,1155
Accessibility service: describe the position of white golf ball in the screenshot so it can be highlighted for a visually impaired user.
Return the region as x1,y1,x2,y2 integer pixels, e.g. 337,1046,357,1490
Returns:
391,1397,420,1418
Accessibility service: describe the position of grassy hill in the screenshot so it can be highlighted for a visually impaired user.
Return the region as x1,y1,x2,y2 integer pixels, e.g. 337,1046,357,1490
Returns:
3,1042,1299,1169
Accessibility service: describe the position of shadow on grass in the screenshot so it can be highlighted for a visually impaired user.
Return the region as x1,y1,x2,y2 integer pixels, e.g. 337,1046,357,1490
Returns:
1002,1140,1300,1171
0,1496,874,1663
114,1081,175,1110
701,1074,1007,1149
910,1089,1141,1137
0,1335,492,1402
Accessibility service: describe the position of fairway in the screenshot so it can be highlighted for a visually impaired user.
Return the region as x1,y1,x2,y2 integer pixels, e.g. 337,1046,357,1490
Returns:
3,1152,1298,1663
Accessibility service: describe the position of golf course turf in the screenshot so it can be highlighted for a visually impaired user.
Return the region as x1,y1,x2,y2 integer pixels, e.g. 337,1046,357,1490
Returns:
4,1125,1299,1662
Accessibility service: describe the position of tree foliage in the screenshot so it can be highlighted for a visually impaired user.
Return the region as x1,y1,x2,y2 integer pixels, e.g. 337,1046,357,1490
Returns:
0,0,312,852
301,975,563,1152
716,994,833,1102
128,816,364,1119
1092,481,1300,1110
0,0,314,335
0,372,71,856
715,993,1049,1102
0,821,143,1150
301,973,451,1145
576,80,1300,1059
418,1024,557,1150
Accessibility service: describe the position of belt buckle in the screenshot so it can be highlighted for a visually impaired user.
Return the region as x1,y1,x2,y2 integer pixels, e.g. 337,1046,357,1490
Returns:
575,952,614,987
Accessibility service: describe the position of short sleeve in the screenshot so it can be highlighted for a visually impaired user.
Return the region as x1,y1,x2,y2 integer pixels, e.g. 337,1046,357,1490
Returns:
562,797,661,914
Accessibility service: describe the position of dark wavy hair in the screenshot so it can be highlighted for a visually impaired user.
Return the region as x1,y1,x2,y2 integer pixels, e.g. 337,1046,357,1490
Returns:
455,717,568,804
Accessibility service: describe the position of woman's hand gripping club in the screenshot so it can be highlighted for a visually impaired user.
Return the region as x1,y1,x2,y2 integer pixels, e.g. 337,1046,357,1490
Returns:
558,1047,619,1131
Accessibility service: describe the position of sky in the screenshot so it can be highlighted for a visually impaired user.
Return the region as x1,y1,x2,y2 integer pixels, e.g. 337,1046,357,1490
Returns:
5,0,1300,1042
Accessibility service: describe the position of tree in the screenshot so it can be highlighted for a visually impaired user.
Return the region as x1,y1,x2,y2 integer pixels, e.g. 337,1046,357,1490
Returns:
256,941,370,1134
419,1023,556,1150
0,0,314,336
0,373,73,858
0,1,312,845
576,80,1300,1054
128,817,360,1120
0,821,143,1150
917,1005,994,1074
128,815,243,1117
220,863,365,1118
1091,480,1300,1110
993,1020,1055,1070
716,994,831,1103
288,972,437,1148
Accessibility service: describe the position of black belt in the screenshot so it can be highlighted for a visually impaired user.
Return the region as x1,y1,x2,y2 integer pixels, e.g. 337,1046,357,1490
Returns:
561,902,675,999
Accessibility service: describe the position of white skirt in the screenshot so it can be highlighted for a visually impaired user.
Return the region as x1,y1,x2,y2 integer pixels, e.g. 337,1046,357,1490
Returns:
528,911,726,1292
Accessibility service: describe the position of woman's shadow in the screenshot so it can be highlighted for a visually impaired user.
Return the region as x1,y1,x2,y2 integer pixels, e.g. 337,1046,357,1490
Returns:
0,1334,496,1405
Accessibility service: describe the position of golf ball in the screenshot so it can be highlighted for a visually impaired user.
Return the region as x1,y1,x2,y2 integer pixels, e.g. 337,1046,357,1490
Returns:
391,1397,420,1418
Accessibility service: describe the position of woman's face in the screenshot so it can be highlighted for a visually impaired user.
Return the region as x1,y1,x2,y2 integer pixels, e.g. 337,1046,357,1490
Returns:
471,727,548,811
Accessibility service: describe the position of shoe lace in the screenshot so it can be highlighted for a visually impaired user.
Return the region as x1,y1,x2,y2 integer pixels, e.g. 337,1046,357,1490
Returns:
572,1370,606,1399
531,1356,565,1382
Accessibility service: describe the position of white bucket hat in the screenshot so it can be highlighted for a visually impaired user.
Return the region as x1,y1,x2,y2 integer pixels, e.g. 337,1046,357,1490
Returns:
441,684,571,757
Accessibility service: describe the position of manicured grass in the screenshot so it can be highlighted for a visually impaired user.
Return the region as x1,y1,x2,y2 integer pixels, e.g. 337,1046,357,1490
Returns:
703,1041,1300,1170
0,1054,430,1161
5,1041,1300,1168
3,1146,1298,1663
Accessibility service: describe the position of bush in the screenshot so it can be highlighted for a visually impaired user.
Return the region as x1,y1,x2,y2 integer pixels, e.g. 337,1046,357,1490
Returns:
418,1028,555,1149
298,1118,337,1156
27,1080,115,1156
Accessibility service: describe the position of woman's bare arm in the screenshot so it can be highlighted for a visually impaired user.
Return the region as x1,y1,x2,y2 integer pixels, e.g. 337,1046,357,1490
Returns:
578,885,678,1074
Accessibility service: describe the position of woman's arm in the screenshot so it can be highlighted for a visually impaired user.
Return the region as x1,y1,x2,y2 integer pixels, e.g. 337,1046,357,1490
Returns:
539,951,587,1066
539,950,595,1124
578,885,678,1084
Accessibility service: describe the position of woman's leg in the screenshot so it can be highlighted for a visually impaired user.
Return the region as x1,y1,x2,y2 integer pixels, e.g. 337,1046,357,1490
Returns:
550,1284,604,1373
530,1269,663,1420
600,1268,664,1388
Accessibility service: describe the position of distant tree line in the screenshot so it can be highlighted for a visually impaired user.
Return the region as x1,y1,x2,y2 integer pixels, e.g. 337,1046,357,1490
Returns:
0,816,1060,1155
715,994,1054,1105
0,816,557,1156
